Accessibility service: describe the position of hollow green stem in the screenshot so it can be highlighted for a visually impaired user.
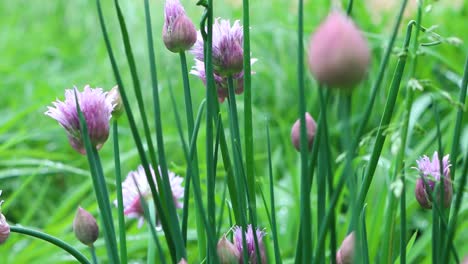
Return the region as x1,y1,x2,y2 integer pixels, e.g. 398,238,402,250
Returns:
356,19,415,210
90,245,98,264
96,0,175,259
242,0,256,215
139,0,186,259
443,55,468,263
113,121,127,264
295,0,312,262
227,76,256,264
10,226,90,264
266,123,282,263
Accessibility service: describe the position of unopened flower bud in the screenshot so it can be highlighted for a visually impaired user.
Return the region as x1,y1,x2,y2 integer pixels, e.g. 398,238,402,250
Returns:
73,207,99,246
163,0,197,53
106,86,124,119
415,152,452,209
178,258,188,264
0,214,10,244
217,235,240,264
462,256,468,264
308,11,370,89
336,232,355,264
291,112,317,152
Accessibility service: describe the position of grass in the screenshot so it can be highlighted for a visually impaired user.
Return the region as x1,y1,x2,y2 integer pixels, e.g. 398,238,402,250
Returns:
0,0,467,263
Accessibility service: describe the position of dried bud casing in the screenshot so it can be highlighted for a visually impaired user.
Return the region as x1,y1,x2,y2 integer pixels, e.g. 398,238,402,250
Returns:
0,214,10,244
308,11,370,89
336,232,355,264
106,86,124,119
217,235,240,264
73,207,99,246
291,112,317,152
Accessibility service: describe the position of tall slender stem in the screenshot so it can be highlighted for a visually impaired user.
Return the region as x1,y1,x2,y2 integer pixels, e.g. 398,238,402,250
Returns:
10,226,90,264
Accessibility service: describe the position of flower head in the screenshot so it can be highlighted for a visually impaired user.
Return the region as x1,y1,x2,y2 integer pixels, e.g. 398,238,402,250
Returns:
233,225,267,264
192,18,245,76
163,0,197,53
190,59,256,102
45,85,114,155
0,191,9,245
415,152,452,209
291,112,317,152
73,207,99,246
336,232,355,264
116,165,184,228
307,11,370,89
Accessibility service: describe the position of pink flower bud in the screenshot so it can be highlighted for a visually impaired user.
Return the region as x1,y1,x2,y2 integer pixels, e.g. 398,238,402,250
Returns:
415,152,453,209
73,207,99,246
291,112,317,152
336,232,355,264
308,11,370,89
217,235,241,264
462,256,468,264
0,213,10,244
178,258,188,264
163,0,197,53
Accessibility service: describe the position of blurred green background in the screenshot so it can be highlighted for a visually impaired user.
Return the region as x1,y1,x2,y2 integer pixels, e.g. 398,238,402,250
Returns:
0,0,467,263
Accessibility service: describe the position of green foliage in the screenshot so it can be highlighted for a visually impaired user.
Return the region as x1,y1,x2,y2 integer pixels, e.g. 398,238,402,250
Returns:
0,0,467,263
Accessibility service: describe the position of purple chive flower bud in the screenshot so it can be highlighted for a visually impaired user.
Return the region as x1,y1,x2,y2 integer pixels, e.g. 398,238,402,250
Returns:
217,235,241,264
0,191,10,245
307,11,370,89
415,152,452,209
116,165,184,228
233,225,267,264
191,18,249,77
336,232,355,264
163,0,197,53
291,112,317,152
106,86,124,119
45,85,114,155
73,207,99,246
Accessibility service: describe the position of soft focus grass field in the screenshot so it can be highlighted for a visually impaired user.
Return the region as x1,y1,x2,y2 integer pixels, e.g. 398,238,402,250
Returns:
0,0,467,263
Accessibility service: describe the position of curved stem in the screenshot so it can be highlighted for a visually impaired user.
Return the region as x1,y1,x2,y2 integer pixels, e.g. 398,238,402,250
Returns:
90,245,99,264
10,226,90,264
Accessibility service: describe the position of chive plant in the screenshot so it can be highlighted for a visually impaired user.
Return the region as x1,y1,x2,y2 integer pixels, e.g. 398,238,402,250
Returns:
3,0,467,263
